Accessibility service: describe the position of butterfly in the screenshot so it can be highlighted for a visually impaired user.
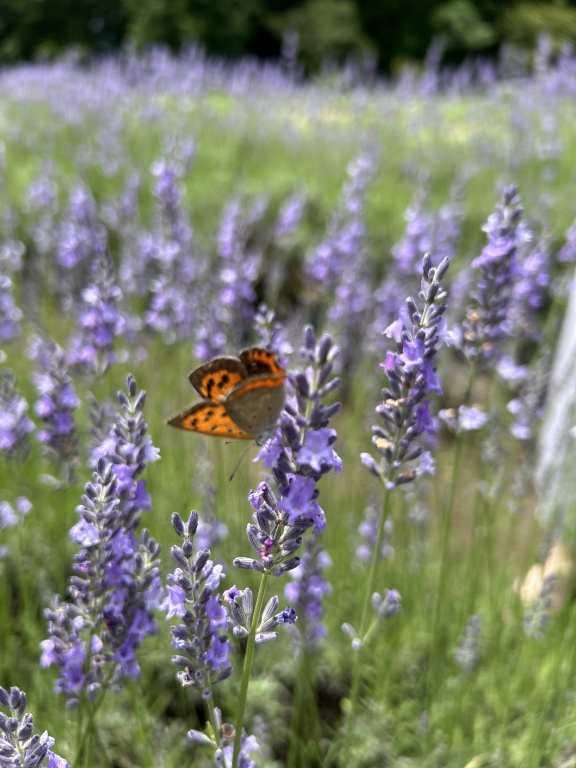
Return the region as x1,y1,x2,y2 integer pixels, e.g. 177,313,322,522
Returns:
167,348,286,441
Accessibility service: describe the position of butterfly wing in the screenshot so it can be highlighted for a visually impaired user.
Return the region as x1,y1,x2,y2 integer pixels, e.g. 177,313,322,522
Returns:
239,348,285,377
167,402,255,439
188,357,247,401
225,375,286,436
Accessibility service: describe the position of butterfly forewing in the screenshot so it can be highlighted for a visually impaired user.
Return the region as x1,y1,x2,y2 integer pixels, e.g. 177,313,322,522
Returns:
167,402,254,439
239,347,284,377
188,357,247,401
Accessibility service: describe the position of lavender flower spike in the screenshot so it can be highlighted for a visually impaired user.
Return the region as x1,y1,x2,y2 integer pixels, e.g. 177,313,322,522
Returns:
30,335,80,487
284,535,332,650
461,185,523,366
161,510,233,696
0,369,34,460
362,253,451,489
68,251,126,377
42,376,162,702
0,685,70,767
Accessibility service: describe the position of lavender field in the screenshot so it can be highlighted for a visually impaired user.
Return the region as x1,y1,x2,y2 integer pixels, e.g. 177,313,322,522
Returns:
1,41,576,768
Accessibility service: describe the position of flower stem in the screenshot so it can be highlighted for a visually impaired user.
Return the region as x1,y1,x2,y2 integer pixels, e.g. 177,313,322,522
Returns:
74,687,108,767
231,571,269,768
426,427,465,717
359,486,392,642
340,485,392,764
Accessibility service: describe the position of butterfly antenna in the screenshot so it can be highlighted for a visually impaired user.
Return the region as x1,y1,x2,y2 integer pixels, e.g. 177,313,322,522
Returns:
228,442,254,482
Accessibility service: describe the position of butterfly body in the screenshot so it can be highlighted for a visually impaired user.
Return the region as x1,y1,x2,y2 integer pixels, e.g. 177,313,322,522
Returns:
167,348,286,441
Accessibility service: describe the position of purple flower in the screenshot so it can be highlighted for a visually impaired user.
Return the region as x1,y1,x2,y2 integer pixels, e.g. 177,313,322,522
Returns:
372,589,402,619
306,152,375,295
0,685,70,768
56,184,106,271
164,510,233,694
356,504,394,563
296,429,337,473
497,356,528,385
221,732,260,768
196,196,266,358
278,475,325,531
0,369,34,459
161,585,187,618
232,328,339,660
284,535,332,649
372,179,461,346
0,272,22,343
439,405,488,433
460,185,524,366
30,336,80,485
253,304,293,369
143,153,199,343
42,376,162,702
509,233,551,342
274,191,305,241
0,500,18,529
68,251,126,377
365,254,451,488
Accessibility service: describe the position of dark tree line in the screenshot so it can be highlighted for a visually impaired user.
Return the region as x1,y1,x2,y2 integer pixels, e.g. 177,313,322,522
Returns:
2,0,576,71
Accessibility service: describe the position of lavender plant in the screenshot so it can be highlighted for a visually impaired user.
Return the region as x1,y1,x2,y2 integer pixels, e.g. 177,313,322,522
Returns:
0,267,22,345
0,497,31,559
229,325,341,768
161,511,232,738
523,573,556,640
0,369,34,460
195,197,266,361
0,685,70,768
253,304,292,369
68,251,126,378
453,615,482,673
342,253,450,756
56,184,107,311
143,152,198,343
41,376,161,763
284,535,332,650
306,151,375,299
29,336,80,487
460,185,524,369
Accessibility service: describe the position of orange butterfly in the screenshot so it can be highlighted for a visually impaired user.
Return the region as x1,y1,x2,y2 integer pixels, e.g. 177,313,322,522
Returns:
167,348,286,441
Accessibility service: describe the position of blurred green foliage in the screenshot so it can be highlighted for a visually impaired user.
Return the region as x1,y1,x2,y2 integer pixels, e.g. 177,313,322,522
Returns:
4,0,576,71
499,1,576,52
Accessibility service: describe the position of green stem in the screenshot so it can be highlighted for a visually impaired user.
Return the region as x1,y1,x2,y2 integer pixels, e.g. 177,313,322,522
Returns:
205,694,219,744
287,654,305,768
74,687,108,767
340,486,392,765
231,571,269,768
426,428,466,713
358,487,392,642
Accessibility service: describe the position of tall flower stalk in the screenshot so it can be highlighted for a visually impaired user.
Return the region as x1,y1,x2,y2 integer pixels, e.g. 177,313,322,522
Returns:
230,326,341,768
342,253,450,757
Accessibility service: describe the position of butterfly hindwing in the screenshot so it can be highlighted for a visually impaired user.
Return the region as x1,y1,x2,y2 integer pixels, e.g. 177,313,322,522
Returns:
239,348,285,378
188,357,247,401
167,402,254,439
225,374,286,435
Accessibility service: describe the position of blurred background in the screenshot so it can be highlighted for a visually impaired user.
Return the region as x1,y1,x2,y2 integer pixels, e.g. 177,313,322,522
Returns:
3,0,576,72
